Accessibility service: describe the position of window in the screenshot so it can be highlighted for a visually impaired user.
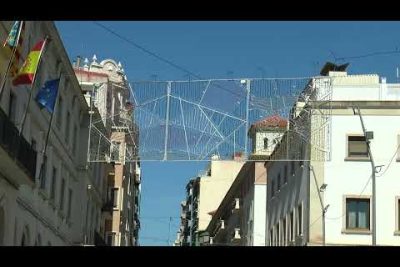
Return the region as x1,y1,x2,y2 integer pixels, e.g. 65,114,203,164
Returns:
348,135,368,158
106,232,116,246
398,135,400,160
73,125,78,155
346,198,370,230
65,112,70,143
112,188,119,208
50,167,57,201
277,174,281,191
59,178,65,211
263,138,268,150
8,92,16,123
283,218,287,246
111,141,121,161
67,189,72,220
31,139,38,179
284,165,288,184
269,229,273,246
271,180,275,198
398,198,400,231
40,157,47,189
277,223,280,246
297,204,303,236
56,96,63,128
290,211,294,242
105,219,112,232
291,160,295,176
299,142,304,167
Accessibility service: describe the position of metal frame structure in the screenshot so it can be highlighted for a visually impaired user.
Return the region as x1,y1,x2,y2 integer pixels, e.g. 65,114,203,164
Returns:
87,77,333,162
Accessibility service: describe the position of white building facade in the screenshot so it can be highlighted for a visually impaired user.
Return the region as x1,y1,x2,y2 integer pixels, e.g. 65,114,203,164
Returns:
267,71,400,246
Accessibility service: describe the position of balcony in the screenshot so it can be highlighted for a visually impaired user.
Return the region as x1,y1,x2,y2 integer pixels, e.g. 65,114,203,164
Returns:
135,218,141,230
232,198,240,214
180,200,187,207
215,219,225,235
134,171,140,184
0,108,36,186
231,228,241,243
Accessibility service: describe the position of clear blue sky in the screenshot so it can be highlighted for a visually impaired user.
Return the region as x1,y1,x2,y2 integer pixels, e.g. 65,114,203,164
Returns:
56,21,400,245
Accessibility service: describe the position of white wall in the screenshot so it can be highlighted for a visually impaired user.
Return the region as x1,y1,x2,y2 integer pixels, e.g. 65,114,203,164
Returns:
198,160,244,231
253,184,266,246
324,115,400,245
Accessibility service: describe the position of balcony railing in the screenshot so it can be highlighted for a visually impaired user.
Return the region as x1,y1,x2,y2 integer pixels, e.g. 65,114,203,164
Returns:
232,198,240,213
231,228,241,243
0,108,36,183
215,219,225,233
134,171,140,184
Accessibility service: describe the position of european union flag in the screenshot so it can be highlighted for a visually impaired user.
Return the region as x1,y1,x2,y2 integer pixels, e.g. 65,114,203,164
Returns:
35,79,60,113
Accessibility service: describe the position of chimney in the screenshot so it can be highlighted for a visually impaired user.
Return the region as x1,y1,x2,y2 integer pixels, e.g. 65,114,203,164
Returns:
233,151,244,161
76,56,81,68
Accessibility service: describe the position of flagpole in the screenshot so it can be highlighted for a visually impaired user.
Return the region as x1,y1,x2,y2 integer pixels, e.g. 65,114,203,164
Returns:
18,35,50,137
38,73,62,186
0,21,24,107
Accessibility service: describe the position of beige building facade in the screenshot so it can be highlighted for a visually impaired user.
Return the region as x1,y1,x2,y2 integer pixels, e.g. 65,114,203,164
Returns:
73,56,141,246
0,21,103,246
176,155,244,246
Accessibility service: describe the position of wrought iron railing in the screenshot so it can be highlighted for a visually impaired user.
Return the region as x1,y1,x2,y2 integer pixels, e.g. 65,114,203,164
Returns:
0,108,36,182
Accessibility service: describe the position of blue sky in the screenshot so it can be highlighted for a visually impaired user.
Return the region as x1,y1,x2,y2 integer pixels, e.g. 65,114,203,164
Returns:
56,21,400,245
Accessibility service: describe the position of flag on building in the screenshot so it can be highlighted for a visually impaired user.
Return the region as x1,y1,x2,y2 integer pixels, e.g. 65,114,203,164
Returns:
35,78,60,113
3,21,25,77
12,39,46,86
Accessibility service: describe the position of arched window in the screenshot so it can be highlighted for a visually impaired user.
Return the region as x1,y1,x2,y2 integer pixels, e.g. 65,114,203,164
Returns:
263,138,268,150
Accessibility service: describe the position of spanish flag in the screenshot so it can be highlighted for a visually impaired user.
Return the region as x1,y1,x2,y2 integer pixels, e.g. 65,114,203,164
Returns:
3,21,25,78
12,39,46,86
